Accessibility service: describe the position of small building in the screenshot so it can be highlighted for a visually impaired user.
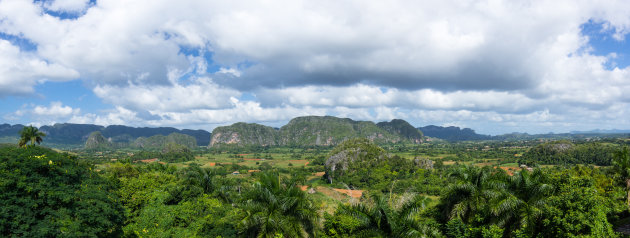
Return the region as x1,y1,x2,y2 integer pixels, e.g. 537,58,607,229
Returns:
231,171,240,175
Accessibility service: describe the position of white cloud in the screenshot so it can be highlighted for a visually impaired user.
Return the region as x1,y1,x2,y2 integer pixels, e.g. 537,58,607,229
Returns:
32,101,79,118
0,40,78,96
92,76,240,112
0,0,629,134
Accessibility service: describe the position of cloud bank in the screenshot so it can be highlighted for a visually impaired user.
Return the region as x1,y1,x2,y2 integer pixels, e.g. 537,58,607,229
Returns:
1,0,629,134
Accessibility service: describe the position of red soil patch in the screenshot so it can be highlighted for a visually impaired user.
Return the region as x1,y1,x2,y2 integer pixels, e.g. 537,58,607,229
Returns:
333,188,363,198
313,172,325,176
248,170,261,173
289,160,309,165
137,158,159,163
474,162,494,167
300,185,308,191
206,162,216,167
495,166,517,176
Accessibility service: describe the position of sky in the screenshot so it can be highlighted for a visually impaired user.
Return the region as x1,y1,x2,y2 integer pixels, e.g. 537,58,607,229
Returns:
1,0,630,135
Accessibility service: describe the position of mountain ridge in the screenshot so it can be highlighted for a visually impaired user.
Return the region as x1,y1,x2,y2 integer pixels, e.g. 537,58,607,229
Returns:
210,116,425,147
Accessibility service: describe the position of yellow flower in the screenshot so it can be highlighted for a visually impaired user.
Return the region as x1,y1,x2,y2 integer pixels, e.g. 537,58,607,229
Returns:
49,160,53,165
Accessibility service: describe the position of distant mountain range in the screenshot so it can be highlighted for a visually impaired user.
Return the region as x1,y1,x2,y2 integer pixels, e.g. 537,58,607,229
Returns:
417,125,491,141
1,118,628,148
0,123,211,146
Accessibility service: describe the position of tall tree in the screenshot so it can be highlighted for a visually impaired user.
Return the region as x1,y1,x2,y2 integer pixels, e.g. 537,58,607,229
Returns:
18,125,46,147
612,146,630,207
239,171,319,237
440,166,500,224
334,194,442,238
491,169,553,237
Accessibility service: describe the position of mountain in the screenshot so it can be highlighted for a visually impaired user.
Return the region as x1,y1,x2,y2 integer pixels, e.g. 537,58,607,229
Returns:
84,131,111,150
209,116,424,147
210,122,278,147
41,123,105,144
0,124,25,137
280,116,410,146
133,132,197,149
417,125,491,141
101,125,210,146
0,123,210,146
376,119,424,143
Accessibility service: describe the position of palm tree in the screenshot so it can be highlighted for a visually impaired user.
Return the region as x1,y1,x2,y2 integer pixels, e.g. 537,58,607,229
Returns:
491,169,553,237
239,171,319,237
337,193,442,238
18,125,46,147
612,147,630,207
440,166,501,224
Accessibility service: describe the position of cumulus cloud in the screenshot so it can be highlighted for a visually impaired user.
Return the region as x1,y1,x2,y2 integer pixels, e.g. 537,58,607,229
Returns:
93,76,240,112
0,40,78,96
0,0,630,134
6,102,81,126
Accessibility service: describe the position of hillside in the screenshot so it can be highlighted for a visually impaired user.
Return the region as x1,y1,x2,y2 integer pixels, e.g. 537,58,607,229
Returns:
133,132,197,149
209,116,424,147
210,122,279,147
376,119,424,143
84,131,111,150
417,125,491,141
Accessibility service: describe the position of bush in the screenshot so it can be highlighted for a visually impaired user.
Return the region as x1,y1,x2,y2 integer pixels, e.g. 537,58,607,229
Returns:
0,146,124,237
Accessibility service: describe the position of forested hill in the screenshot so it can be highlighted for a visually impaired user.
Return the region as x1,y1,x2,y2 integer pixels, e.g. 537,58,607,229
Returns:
0,123,210,146
417,125,491,141
210,116,425,147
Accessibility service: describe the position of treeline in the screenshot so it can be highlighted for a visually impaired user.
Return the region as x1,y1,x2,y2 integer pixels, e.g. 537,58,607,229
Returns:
2,144,630,237
519,140,620,166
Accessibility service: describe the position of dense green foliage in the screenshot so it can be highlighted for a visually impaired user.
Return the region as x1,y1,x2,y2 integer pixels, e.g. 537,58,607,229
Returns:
324,138,417,190
0,146,124,237
239,172,319,237
325,194,441,237
129,145,194,163
519,140,619,165
3,137,630,237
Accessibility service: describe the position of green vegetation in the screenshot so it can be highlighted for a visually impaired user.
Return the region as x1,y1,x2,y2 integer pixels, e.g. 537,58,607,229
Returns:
3,133,630,237
210,116,425,147
0,146,124,237
324,138,417,190
85,131,111,150
133,132,197,150
519,140,620,166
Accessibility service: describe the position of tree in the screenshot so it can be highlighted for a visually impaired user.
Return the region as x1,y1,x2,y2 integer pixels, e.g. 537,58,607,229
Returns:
330,194,442,238
0,146,124,236
612,147,630,208
440,166,500,224
18,125,46,147
491,169,553,237
239,171,319,237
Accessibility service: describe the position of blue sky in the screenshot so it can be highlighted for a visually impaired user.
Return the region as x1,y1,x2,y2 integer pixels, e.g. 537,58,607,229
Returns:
1,0,630,135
